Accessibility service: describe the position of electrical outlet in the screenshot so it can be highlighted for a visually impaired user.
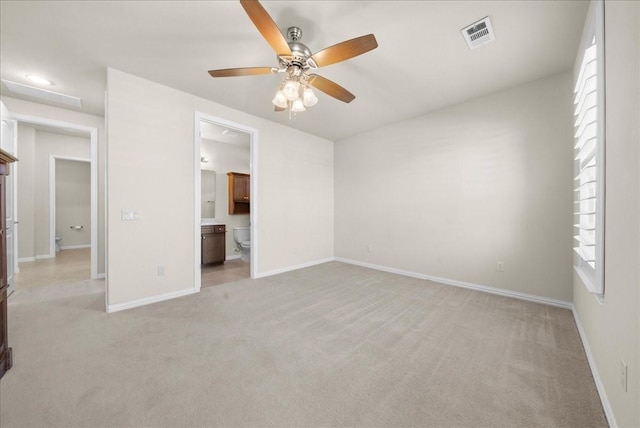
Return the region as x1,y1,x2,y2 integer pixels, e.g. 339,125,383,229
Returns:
367,244,373,253
620,359,628,392
496,261,504,272
157,265,165,276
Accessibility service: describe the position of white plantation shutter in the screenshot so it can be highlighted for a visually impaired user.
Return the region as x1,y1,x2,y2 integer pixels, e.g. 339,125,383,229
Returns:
573,0,605,296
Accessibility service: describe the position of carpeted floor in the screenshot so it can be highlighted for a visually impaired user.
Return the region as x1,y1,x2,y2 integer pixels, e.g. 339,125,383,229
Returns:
0,261,606,427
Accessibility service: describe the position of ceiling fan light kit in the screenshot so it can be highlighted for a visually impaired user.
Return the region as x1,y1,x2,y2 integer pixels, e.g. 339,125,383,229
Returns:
303,86,318,107
291,98,305,113
282,78,300,101
272,90,288,109
208,0,378,117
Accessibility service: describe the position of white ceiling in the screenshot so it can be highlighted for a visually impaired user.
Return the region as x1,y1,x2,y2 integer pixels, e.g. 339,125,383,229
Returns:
201,121,250,147
18,121,91,138
0,1,588,142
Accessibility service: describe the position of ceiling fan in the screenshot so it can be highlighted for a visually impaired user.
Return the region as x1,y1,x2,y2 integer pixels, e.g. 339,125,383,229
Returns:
208,0,378,113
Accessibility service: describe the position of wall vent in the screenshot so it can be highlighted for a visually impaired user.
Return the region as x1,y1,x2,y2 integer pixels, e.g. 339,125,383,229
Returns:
461,16,495,50
1,79,82,107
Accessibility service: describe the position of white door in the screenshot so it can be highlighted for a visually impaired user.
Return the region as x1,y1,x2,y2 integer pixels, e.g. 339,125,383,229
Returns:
0,102,17,295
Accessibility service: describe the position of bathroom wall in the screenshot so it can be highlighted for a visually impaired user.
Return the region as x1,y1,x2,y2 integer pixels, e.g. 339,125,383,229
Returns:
55,159,91,248
16,125,90,260
201,137,250,259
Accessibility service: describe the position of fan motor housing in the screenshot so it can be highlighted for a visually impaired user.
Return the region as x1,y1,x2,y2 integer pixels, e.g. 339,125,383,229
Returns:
281,26,315,69
288,42,311,61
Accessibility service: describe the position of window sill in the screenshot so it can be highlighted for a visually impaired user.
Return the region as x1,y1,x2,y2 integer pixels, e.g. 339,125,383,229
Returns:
574,266,604,304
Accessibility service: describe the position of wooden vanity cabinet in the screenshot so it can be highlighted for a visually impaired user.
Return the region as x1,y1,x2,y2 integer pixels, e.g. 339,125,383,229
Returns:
0,149,17,380
227,172,250,215
201,224,226,265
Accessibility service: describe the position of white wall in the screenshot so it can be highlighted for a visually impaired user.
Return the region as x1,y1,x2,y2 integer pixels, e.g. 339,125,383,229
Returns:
16,125,90,258
56,159,91,248
1,96,105,274
335,72,574,302
106,68,334,307
201,138,250,258
572,2,640,427
16,125,35,259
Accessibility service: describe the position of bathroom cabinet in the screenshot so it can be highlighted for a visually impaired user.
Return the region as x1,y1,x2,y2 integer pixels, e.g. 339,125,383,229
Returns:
227,172,250,215
0,149,16,380
201,224,225,265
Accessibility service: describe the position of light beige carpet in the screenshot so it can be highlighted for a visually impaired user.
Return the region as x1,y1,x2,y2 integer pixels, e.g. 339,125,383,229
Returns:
0,262,606,427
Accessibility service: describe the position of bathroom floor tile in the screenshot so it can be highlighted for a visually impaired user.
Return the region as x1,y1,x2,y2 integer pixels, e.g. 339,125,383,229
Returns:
201,258,250,288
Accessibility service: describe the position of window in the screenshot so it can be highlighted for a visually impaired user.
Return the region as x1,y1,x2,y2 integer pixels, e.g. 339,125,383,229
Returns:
573,0,605,296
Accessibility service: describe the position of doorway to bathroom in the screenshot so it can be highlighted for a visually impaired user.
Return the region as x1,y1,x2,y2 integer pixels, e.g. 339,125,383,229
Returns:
194,113,257,289
50,156,91,279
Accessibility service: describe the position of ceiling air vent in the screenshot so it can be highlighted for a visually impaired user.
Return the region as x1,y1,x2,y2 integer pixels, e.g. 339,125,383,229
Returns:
1,79,82,107
461,16,495,50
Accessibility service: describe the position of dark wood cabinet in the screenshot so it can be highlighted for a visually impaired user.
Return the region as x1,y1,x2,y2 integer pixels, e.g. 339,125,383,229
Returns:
227,172,250,215
232,174,250,202
201,224,226,265
0,149,17,380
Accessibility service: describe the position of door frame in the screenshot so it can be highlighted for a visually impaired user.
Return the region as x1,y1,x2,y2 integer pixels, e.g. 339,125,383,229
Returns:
12,114,99,280
0,102,17,293
193,112,258,290
49,155,91,253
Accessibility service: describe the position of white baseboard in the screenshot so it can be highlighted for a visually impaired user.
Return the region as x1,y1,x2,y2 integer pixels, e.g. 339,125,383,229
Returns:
60,244,90,250
21,248,89,261
571,307,617,428
95,272,106,280
255,257,335,279
334,257,572,309
226,254,241,261
106,287,198,313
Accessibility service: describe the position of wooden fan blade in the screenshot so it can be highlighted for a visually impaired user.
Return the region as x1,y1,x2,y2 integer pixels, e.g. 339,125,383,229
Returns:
208,67,274,77
274,105,286,112
307,74,355,103
311,34,378,67
240,0,291,56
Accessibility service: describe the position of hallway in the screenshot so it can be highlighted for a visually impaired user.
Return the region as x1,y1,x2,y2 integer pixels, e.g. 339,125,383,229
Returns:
15,247,91,289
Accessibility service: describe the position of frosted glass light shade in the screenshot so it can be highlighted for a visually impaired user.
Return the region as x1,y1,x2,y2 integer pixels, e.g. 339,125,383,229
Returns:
302,87,318,107
291,98,306,112
272,90,287,108
26,74,52,86
283,80,300,101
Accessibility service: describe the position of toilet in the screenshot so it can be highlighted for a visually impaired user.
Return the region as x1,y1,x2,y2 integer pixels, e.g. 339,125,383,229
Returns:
232,226,251,261
55,235,62,252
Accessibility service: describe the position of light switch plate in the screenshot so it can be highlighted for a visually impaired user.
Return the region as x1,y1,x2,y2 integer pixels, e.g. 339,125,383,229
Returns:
121,209,141,220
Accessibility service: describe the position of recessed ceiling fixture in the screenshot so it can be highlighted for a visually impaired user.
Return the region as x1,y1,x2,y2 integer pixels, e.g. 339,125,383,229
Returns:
207,0,378,117
221,129,239,137
25,74,53,86
1,79,82,107
461,16,495,50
